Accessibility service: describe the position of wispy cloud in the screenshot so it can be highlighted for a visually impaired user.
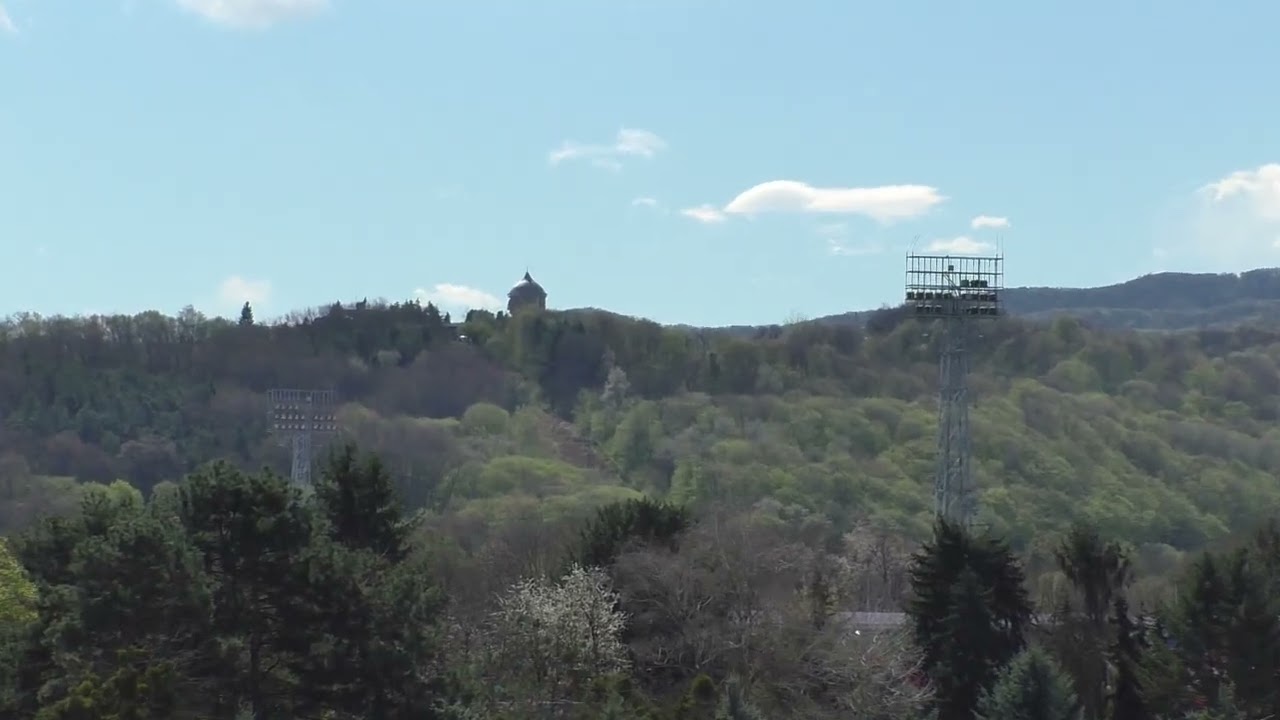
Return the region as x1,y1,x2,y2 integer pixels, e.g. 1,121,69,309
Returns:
680,204,727,224
631,196,659,208
1181,162,1280,267
925,236,993,254
218,275,271,307
0,4,17,34
970,215,1010,229
176,0,327,30
414,283,502,312
549,128,666,170
818,223,881,256
719,180,945,223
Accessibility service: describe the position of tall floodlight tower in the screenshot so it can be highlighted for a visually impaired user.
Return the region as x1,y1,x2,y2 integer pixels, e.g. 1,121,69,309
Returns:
267,389,338,486
905,252,1003,525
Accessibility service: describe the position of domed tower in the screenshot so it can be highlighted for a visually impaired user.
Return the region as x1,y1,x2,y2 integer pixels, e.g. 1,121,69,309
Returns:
507,271,548,314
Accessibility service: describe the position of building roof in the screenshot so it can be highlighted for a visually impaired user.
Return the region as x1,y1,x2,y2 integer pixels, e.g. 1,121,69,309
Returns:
508,271,547,300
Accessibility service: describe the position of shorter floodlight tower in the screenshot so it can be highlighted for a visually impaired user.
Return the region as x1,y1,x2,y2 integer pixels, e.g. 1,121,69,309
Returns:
267,388,338,487
905,252,1003,525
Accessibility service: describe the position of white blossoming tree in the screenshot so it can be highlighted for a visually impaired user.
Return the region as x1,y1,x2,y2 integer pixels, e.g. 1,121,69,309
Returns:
487,564,630,714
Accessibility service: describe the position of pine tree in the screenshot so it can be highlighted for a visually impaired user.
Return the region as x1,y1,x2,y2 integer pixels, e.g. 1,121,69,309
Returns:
1220,547,1280,718
575,497,688,569
1053,523,1130,720
909,519,1033,720
316,443,411,562
977,646,1079,720
1135,615,1189,720
1107,594,1149,720
933,568,1004,720
238,301,254,326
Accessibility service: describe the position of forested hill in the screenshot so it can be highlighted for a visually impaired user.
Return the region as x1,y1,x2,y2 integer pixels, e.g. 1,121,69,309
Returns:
805,267,1280,332
4,298,1280,584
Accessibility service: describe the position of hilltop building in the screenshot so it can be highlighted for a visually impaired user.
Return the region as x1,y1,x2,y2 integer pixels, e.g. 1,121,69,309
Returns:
507,271,547,314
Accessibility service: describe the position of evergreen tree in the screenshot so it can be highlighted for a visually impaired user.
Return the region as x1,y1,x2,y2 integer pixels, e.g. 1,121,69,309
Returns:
575,497,689,569
1135,615,1189,720
1176,552,1231,704
977,646,1079,720
933,568,1005,720
1052,523,1130,720
238,301,254,326
1175,547,1280,716
909,519,1033,720
179,462,316,718
316,443,411,562
1107,594,1149,720
1219,547,1280,718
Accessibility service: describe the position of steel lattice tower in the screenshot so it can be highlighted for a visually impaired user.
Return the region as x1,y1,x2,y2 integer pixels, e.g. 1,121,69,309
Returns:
267,389,338,486
905,253,1003,525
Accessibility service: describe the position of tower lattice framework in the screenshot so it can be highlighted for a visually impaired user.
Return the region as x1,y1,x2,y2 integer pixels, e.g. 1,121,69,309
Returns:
905,252,1003,525
936,317,975,523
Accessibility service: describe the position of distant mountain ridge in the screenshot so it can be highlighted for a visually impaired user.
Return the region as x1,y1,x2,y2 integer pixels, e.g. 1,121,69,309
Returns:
573,268,1280,335
808,267,1280,333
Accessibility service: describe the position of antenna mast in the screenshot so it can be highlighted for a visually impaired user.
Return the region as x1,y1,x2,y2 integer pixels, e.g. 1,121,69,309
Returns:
904,252,1004,525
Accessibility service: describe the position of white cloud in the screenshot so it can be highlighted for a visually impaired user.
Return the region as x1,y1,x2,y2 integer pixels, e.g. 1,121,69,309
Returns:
549,128,666,170
218,275,271,306
722,180,944,222
1183,163,1280,267
827,238,881,256
414,283,502,311
970,215,1010,229
631,196,659,208
176,0,327,29
0,4,16,33
680,204,726,224
925,236,993,254
1200,163,1280,221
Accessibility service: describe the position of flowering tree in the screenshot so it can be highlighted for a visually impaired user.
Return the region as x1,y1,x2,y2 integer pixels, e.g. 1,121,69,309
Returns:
488,564,629,714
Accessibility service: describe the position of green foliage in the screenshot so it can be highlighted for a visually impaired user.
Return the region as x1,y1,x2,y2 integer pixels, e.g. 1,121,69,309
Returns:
1108,595,1149,720
0,538,36,629
7,293,1280,717
1172,543,1280,718
316,443,412,561
1051,523,1131,720
7,455,447,719
575,497,689,568
976,646,1079,720
7,302,1280,567
909,520,1033,720
35,649,179,720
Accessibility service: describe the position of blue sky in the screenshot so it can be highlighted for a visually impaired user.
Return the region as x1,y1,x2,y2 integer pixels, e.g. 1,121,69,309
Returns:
2,0,1279,327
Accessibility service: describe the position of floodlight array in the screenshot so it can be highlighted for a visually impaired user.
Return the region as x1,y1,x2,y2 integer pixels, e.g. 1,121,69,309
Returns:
267,389,338,434
904,253,1003,319
270,406,338,433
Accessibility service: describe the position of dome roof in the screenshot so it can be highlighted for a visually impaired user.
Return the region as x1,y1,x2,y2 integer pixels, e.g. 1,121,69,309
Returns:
508,271,547,300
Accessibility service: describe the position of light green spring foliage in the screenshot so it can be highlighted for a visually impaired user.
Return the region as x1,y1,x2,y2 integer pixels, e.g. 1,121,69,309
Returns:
0,537,36,628
977,647,1080,720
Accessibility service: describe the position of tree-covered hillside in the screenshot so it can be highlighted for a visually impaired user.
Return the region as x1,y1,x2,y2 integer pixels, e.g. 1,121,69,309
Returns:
4,298,1280,575
5,299,1280,718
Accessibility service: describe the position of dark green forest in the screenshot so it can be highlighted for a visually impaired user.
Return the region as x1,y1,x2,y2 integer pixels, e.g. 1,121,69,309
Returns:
2,295,1280,718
